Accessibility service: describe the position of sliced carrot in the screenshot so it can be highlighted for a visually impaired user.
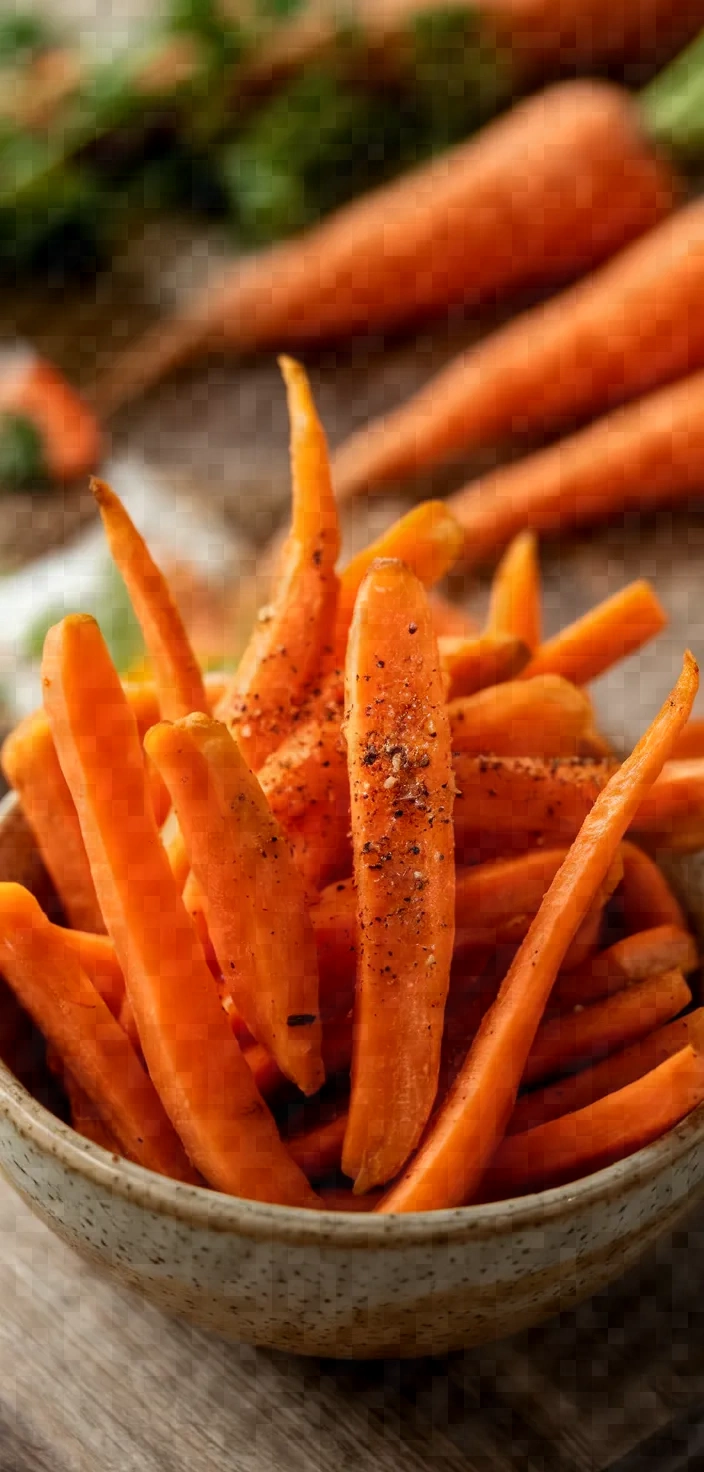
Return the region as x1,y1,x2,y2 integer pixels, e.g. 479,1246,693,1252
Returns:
57,927,125,1019
161,808,191,892
146,714,324,1096
486,531,542,653
429,594,479,641
378,651,698,1212
244,1018,353,1099
317,1189,383,1212
521,579,667,685
0,884,196,1182
342,560,455,1193
258,710,351,896
1,709,104,934
553,923,698,1009
64,1073,127,1157
509,1010,704,1134
671,718,704,761
286,1112,348,1181
630,758,704,852
481,1045,704,1200
448,676,599,758
439,632,529,700
524,967,691,1087
92,479,208,722
42,614,318,1206
215,359,340,770
619,841,687,932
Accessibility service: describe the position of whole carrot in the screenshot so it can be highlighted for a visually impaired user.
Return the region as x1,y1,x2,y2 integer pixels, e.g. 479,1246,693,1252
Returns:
378,651,698,1212
334,198,704,503
93,79,677,418
452,369,704,567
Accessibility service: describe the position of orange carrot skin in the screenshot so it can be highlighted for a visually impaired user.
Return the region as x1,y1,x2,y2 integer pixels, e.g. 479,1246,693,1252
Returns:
439,632,529,700
524,968,691,1087
42,614,318,1207
619,841,686,933
0,884,196,1181
486,532,541,653
521,580,667,685
343,561,455,1192
92,479,208,721
379,651,698,1213
448,676,597,758
452,367,704,567
216,358,340,770
481,1045,704,1200
553,923,698,1009
146,714,324,1096
509,1011,704,1135
258,711,351,896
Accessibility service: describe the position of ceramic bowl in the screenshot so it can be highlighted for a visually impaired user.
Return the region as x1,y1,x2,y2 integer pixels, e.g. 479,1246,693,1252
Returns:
0,791,703,1360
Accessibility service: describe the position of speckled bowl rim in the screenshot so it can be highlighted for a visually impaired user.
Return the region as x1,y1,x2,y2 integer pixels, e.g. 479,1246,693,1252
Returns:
1,1046,704,1246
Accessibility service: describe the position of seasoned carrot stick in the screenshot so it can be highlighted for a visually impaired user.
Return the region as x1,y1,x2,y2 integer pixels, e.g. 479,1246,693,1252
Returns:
451,368,704,567
448,676,598,758
439,632,529,700
160,808,190,891
92,479,207,721
343,560,455,1193
481,1045,704,1200
0,884,196,1182
429,594,479,641
524,967,691,1086
671,718,704,761
42,614,318,1206
486,532,541,653
57,928,125,1019
96,82,677,419
287,1112,348,1181
630,758,704,852
1,709,104,934
378,651,698,1212
509,1011,704,1134
553,923,698,1009
244,1018,353,1099
146,714,324,1096
619,841,687,932
64,1073,127,1157
215,360,340,770
521,580,667,685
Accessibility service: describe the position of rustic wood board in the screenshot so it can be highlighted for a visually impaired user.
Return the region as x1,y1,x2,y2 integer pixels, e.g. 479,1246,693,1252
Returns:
1,4,704,1468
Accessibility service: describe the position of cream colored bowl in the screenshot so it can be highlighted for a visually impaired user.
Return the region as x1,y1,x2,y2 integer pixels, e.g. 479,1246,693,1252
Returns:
0,791,703,1360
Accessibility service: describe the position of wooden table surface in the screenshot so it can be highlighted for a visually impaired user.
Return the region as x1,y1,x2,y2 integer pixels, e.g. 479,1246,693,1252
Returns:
2,5,704,1467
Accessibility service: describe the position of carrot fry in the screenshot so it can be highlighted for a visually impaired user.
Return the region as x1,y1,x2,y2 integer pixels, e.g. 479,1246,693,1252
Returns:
42,614,318,1206
56,927,125,1018
553,923,698,1009
65,1073,127,1156
258,711,351,896
0,884,196,1181
486,531,541,653
161,808,191,891
343,560,455,1193
287,1112,348,1181
671,718,704,761
92,479,207,721
619,840,687,932
439,632,529,700
95,83,676,419
509,1010,704,1134
378,651,698,1212
448,676,598,758
146,714,324,1096
1,709,104,934
429,594,479,641
450,367,704,566
630,758,704,852
524,967,691,1087
317,1189,383,1212
521,580,667,685
215,359,340,770
244,1018,353,1099
481,1045,704,1200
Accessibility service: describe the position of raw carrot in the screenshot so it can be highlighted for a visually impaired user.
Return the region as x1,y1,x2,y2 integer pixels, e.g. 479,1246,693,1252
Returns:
439,632,529,700
94,82,677,417
552,923,698,1009
486,531,541,653
215,359,340,771
619,841,687,932
448,676,599,758
481,1044,704,1199
378,651,698,1212
146,714,324,1096
523,967,691,1087
451,368,704,566
509,1010,704,1134
343,560,455,1192
92,478,208,721
334,198,704,504
0,884,196,1182
42,614,318,1206
520,580,667,685
1,709,104,934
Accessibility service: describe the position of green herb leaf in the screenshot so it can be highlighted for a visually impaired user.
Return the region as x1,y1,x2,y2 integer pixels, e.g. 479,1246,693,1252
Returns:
0,12,54,63
0,415,49,491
